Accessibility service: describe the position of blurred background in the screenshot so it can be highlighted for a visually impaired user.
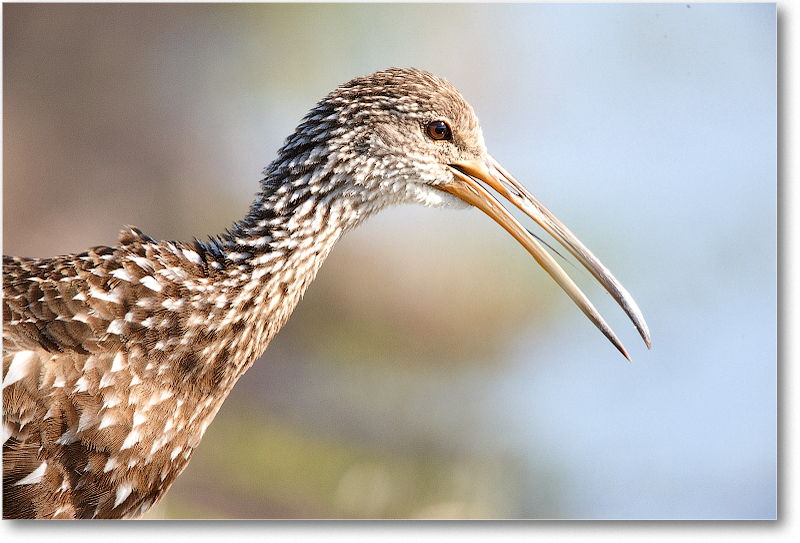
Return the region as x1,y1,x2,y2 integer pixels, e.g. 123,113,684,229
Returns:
3,3,776,519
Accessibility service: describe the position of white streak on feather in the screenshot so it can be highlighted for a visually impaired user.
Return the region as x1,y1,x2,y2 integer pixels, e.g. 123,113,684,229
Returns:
74,376,89,393
132,412,147,428
72,312,90,323
14,462,47,486
182,248,203,265
99,372,114,389
2,350,37,388
89,286,122,304
78,410,99,432
162,298,184,311
120,430,140,450
132,256,154,271
111,268,133,282
114,484,133,508
111,352,126,372
103,457,118,473
107,319,124,335
56,430,78,445
140,275,163,292
252,252,280,266
98,412,118,430
149,434,169,456
103,391,122,409
159,266,188,282
138,500,153,516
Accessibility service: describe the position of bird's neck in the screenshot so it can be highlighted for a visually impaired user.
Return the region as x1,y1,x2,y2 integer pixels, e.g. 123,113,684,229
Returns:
176,157,377,394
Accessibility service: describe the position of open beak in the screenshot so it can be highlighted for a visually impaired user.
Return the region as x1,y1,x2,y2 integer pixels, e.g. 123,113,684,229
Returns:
442,156,651,360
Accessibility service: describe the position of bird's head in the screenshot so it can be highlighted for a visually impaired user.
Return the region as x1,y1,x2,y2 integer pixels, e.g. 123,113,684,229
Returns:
267,68,651,359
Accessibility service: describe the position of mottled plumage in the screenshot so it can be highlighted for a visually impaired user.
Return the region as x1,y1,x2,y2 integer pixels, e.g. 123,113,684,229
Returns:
3,68,649,519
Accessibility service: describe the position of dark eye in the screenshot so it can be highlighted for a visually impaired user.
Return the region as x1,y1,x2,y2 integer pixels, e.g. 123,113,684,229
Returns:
426,120,452,141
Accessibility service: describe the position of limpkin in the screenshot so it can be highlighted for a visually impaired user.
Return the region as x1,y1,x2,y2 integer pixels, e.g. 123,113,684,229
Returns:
3,68,650,519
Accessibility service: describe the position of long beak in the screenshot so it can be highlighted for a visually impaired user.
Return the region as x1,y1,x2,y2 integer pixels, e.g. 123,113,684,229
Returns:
442,156,651,360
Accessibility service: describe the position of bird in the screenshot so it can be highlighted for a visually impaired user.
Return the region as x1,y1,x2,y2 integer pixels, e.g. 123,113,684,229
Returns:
2,68,651,519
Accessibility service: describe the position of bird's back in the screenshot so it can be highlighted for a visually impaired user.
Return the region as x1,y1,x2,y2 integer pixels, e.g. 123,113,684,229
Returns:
2,229,247,518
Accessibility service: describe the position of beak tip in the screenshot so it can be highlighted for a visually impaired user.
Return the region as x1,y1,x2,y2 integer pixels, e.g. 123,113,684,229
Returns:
638,323,652,350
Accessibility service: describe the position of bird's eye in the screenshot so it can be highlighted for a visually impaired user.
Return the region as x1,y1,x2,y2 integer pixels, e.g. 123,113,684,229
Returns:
426,120,452,141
